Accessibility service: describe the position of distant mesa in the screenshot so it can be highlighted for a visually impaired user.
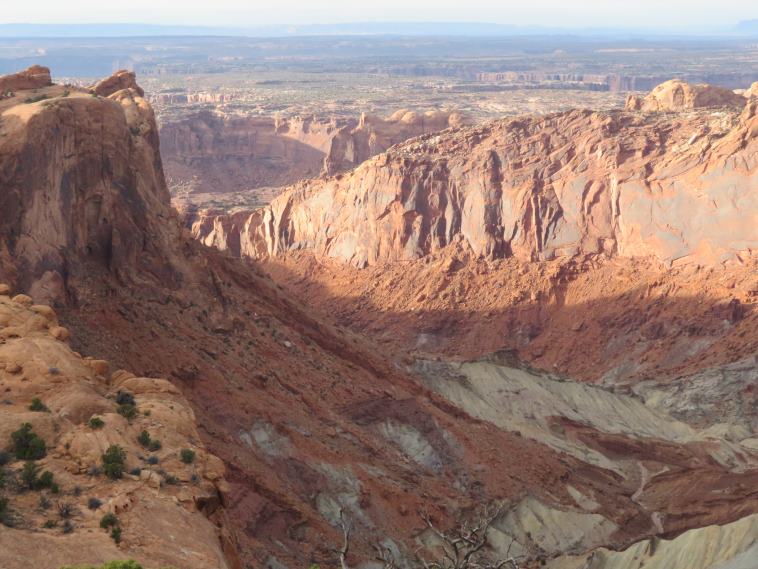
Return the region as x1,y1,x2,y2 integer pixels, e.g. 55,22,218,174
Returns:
625,79,747,112
0,65,51,94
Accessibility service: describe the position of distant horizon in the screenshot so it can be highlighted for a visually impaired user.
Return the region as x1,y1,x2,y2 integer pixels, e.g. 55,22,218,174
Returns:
2,0,758,32
1,20,758,39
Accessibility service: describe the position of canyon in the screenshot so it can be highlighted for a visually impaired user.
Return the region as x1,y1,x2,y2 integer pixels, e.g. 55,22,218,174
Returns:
161,109,467,211
0,66,757,569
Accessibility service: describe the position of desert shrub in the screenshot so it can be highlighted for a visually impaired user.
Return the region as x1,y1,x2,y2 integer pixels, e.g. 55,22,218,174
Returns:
129,467,141,476
23,94,49,104
116,404,137,421
29,398,48,412
110,525,122,543
0,497,15,527
0,450,10,466
102,446,126,480
137,431,151,447
115,391,135,406
21,461,57,491
39,494,51,509
43,518,57,528
88,497,102,510
164,474,179,486
62,519,74,533
99,512,118,529
88,417,105,429
21,461,41,489
147,456,159,465
180,449,196,464
57,502,75,519
11,423,47,460
0,468,5,489
148,439,162,452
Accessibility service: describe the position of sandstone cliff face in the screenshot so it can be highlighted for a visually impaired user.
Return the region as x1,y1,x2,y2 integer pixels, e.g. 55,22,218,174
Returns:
203,83,757,268
160,109,467,203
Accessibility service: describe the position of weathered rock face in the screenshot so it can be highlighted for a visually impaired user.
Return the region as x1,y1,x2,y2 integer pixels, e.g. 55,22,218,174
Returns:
0,73,187,306
0,65,51,94
196,85,757,268
160,109,467,203
624,79,747,112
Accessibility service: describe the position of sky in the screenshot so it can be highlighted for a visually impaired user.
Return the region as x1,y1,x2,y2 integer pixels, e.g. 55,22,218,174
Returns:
1,0,757,29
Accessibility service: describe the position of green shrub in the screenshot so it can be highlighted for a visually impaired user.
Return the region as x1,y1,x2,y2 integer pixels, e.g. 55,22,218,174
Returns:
20,461,57,491
110,525,122,544
116,404,137,421
29,398,48,412
137,431,151,447
102,446,126,480
148,439,162,452
0,468,5,489
21,461,41,489
0,450,10,466
11,423,47,460
99,512,118,529
88,417,105,429
180,449,196,464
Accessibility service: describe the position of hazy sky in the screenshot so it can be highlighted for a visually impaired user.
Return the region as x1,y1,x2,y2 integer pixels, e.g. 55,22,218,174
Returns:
2,0,757,29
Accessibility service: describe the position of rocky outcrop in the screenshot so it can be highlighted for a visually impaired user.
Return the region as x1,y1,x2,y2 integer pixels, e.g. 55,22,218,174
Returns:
160,109,467,206
625,79,746,112
0,65,51,94
91,70,145,98
195,82,757,268
0,287,232,569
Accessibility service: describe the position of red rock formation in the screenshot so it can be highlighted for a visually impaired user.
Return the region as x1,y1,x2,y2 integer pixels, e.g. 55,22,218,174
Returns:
91,69,145,98
195,86,756,269
625,79,746,112
0,65,51,94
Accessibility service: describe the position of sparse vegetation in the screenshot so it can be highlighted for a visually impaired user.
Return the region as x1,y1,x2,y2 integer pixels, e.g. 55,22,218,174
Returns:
136,430,161,452
116,403,137,421
21,461,57,491
0,497,15,527
57,501,76,519
115,391,135,406
11,423,47,460
102,445,126,479
29,397,49,412
23,94,50,104
100,512,118,529
0,450,10,466
180,449,196,464
88,497,103,510
88,417,105,429
100,512,122,543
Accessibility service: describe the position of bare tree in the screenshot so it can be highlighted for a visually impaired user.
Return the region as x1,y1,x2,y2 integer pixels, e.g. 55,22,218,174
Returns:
336,510,400,569
415,503,524,569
